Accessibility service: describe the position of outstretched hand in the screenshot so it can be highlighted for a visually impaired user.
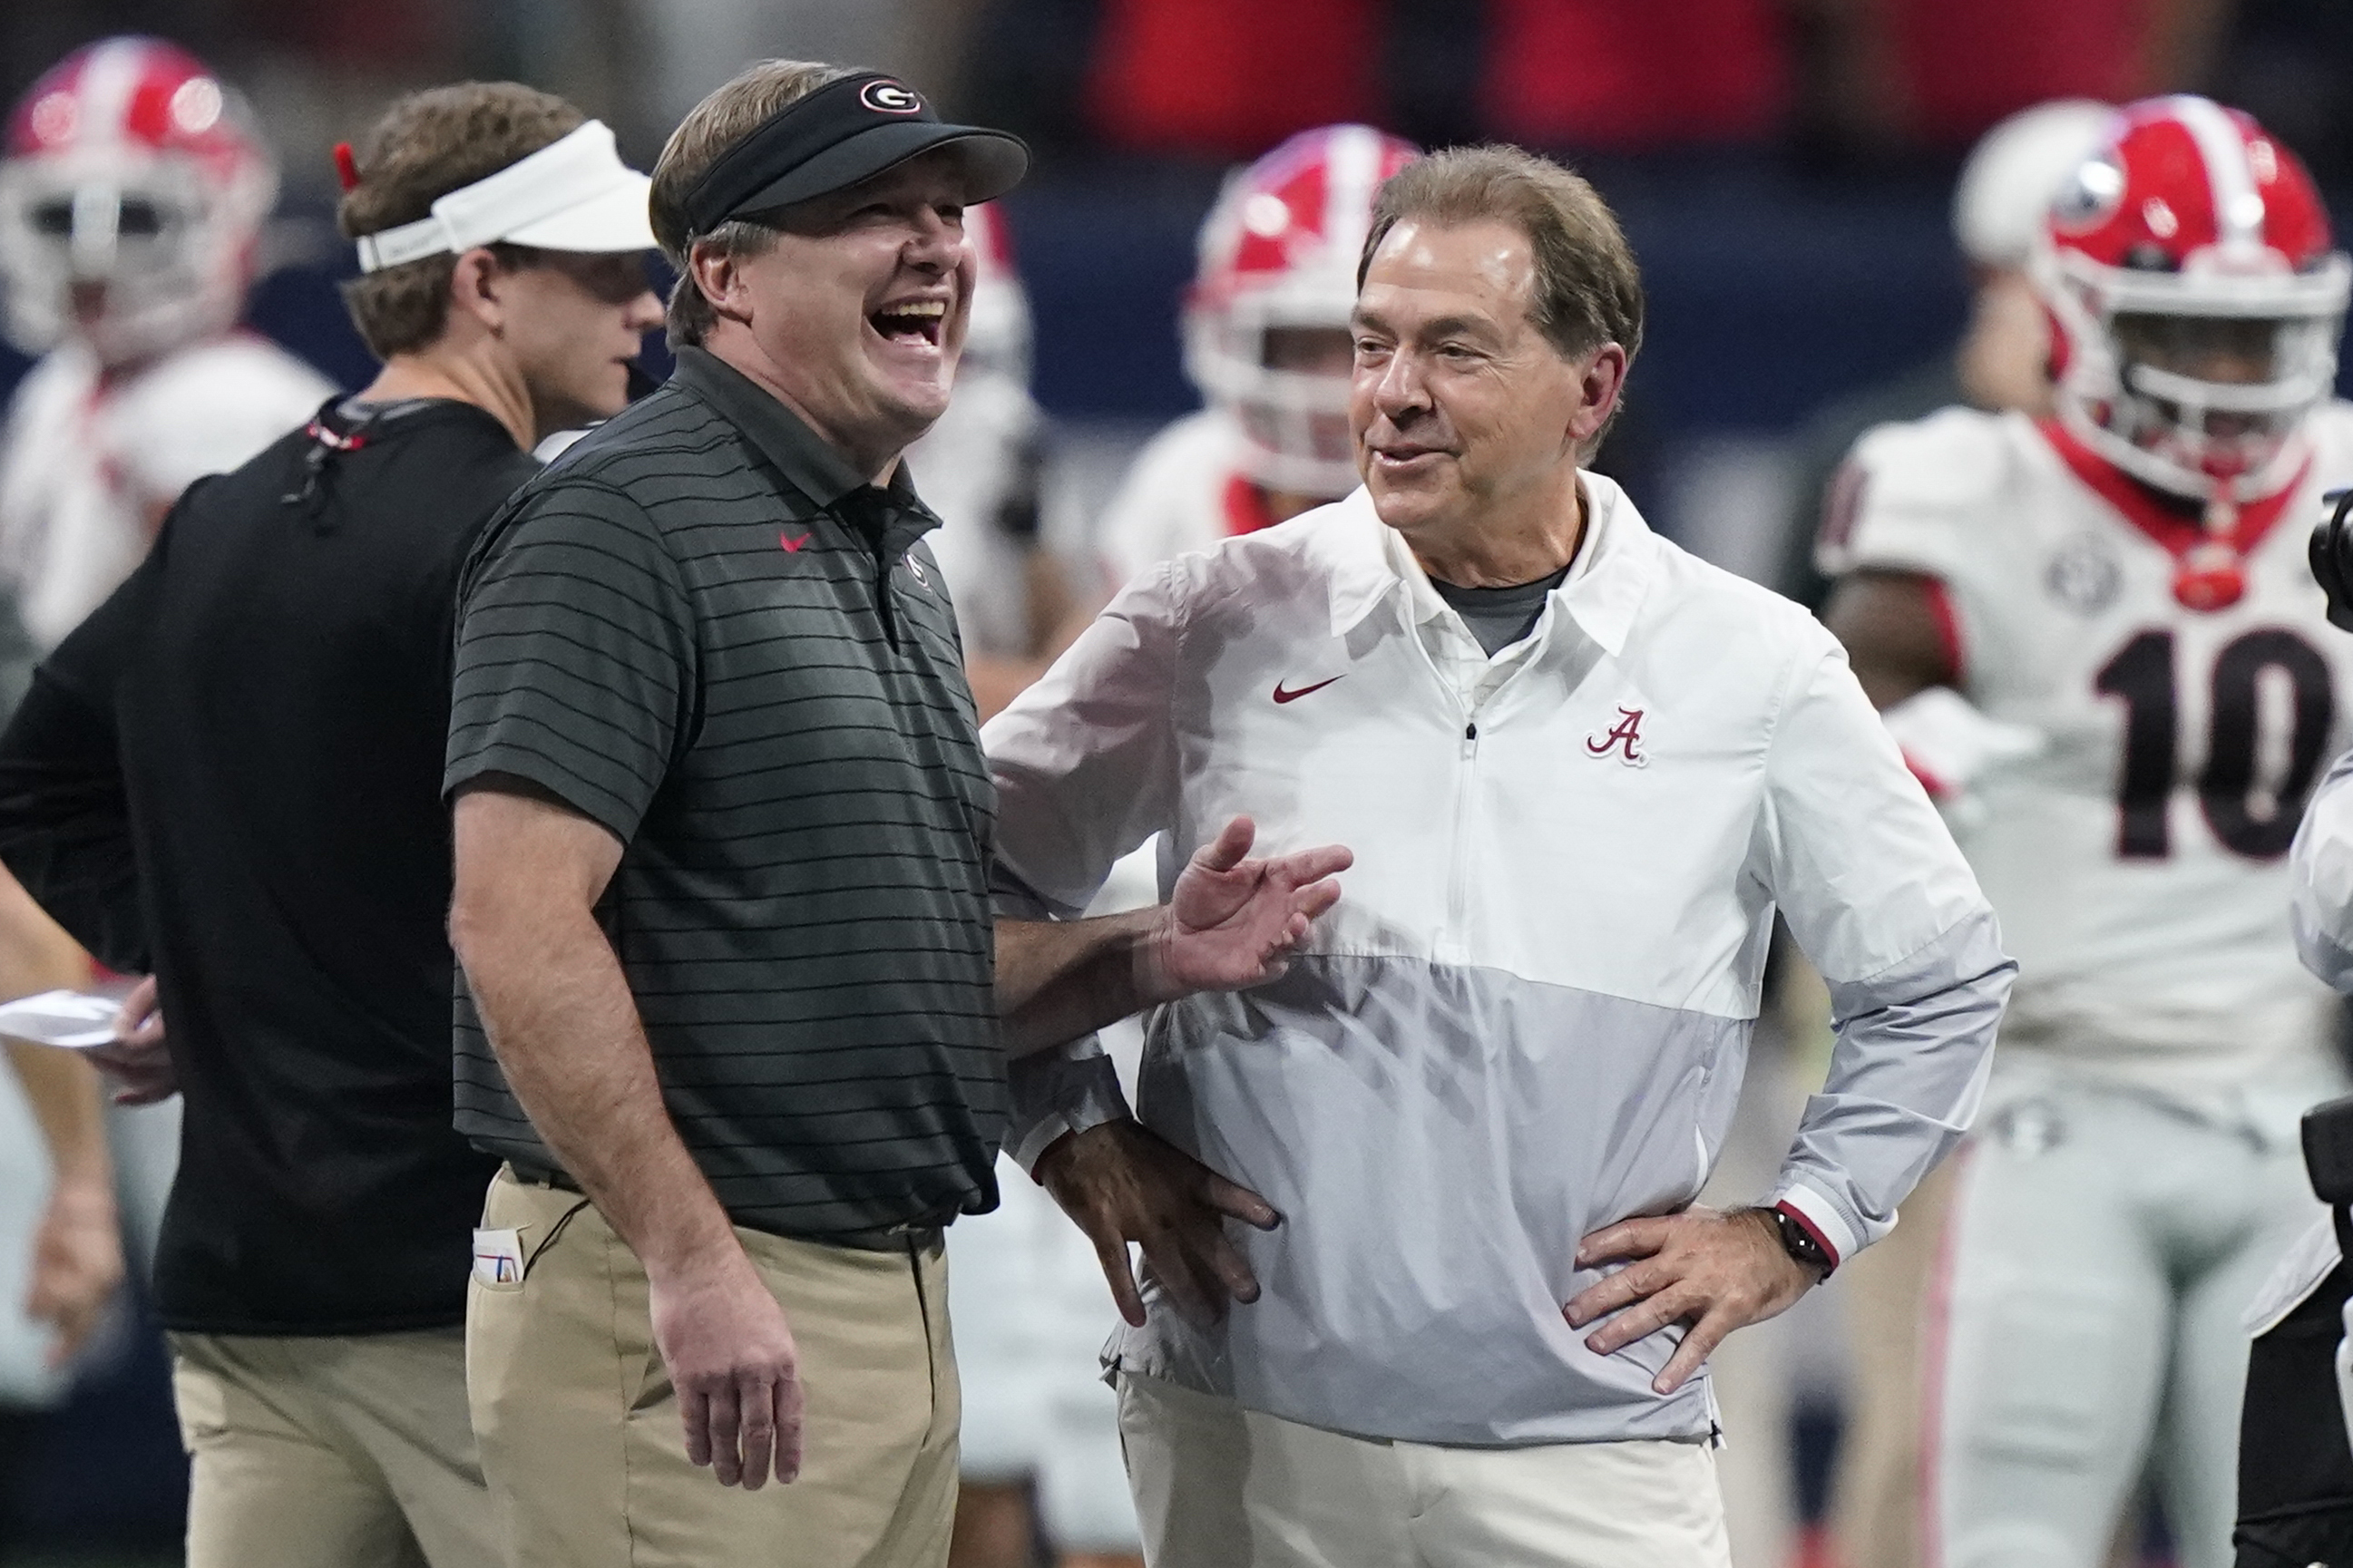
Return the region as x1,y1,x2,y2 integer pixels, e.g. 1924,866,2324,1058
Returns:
1145,816,1351,1000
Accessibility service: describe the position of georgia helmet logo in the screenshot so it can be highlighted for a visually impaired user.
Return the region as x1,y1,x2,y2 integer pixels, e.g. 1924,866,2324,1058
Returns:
2051,151,2124,234
861,80,923,115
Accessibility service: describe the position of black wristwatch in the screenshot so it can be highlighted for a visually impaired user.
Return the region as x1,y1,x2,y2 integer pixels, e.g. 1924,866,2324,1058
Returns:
1771,1208,1834,1279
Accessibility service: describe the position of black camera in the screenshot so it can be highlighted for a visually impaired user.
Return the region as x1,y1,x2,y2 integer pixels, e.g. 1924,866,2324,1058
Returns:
2311,488,2353,632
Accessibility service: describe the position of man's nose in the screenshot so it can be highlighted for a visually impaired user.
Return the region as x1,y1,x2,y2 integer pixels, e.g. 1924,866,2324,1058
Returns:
1373,348,1430,418
902,207,962,270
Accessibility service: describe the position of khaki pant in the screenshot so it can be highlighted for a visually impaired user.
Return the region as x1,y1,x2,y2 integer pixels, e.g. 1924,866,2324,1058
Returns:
468,1167,959,1568
170,1326,497,1568
1117,1368,1731,1568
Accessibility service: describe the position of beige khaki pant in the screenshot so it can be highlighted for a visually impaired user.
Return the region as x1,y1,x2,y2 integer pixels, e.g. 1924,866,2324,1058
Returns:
467,1168,959,1568
1117,1368,1732,1568
169,1326,497,1568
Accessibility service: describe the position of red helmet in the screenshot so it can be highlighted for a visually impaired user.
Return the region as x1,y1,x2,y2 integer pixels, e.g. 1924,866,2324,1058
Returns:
0,37,277,365
2036,95,2348,508
1185,123,1420,499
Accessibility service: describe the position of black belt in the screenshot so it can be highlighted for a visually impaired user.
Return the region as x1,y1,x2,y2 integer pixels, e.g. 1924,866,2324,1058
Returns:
501,1159,946,1254
506,1157,582,1194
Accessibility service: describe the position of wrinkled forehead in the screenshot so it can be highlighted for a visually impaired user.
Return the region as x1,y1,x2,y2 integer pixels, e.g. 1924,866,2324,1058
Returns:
1352,219,1539,334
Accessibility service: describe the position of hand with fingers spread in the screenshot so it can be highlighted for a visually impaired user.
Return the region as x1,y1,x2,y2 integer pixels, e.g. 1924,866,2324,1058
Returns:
1036,1119,1279,1329
1143,816,1351,1000
1562,1205,1819,1396
648,1248,805,1489
83,975,174,1105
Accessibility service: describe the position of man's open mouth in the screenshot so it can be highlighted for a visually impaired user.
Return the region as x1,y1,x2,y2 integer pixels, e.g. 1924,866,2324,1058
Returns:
869,299,946,346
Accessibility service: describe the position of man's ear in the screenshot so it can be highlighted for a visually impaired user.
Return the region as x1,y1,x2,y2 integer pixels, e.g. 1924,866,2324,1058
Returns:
445,247,507,335
689,239,755,328
1566,341,1629,449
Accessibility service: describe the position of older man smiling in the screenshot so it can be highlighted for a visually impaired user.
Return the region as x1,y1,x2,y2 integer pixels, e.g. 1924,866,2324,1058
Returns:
985,145,2015,1566
443,59,1350,1568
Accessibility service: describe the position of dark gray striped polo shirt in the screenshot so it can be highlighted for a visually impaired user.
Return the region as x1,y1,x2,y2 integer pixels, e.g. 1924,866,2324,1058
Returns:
444,346,1004,1242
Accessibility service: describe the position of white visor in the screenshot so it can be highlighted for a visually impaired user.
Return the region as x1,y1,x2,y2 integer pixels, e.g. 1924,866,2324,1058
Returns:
354,122,655,273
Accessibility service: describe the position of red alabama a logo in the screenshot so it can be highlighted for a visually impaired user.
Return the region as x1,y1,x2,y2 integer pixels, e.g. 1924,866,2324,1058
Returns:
1586,706,1648,767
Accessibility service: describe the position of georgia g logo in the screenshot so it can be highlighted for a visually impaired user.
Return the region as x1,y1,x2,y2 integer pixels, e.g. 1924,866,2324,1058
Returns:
1586,706,1649,768
861,79,923,115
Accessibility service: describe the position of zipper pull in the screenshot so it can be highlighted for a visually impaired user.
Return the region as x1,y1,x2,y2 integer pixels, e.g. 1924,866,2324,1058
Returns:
1461,721,1478,757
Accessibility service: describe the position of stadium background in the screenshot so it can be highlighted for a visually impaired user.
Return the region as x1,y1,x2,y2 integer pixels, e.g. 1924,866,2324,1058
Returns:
5,0,2352,1562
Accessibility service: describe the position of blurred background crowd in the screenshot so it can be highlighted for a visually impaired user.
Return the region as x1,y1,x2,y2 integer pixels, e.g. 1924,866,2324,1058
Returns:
7,1,2353,1565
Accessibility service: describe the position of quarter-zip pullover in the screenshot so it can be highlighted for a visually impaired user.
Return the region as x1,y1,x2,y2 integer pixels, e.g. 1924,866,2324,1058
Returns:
985,475,2012,1446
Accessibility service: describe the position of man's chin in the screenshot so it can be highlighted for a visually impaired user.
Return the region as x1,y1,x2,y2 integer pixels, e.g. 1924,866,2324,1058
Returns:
1365,472,1460,534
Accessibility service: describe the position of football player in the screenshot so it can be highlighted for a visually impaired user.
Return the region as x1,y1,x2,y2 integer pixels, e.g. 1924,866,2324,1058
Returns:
0,36,333,650
928,204,1140,1568
1094,122,1418,591
1819,95,2353,1568
908,201,1086,723
0,38,330,1318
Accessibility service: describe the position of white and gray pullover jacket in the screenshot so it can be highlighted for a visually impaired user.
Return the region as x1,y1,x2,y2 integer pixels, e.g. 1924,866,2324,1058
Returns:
987,476,2012,1447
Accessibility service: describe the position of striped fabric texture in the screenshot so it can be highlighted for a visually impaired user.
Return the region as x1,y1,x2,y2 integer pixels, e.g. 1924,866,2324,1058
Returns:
444,348,1005,1242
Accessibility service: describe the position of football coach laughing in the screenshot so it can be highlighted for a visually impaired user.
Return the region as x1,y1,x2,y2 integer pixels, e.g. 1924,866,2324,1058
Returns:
983,144,2016,1566
444,58,1351,1568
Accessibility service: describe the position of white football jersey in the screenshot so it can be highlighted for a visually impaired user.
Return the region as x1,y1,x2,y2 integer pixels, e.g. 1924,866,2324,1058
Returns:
0,334,332,648
1096,407,1274,595
1821,404,2353,1099
907,365,1041,661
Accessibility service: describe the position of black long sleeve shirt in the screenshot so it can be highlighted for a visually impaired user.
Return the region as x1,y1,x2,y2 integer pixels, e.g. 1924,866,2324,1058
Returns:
0,398,536,1335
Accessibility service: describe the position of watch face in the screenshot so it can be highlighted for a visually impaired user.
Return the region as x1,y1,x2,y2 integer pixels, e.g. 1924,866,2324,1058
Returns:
1775,1212,1829,1272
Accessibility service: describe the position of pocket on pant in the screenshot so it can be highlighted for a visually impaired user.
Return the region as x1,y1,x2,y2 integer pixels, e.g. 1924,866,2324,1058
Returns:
168,1348,233,1449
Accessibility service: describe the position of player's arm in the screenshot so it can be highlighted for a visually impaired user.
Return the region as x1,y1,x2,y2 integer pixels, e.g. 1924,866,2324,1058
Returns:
0,862,126,1368
1821,568,1957,711
6,1036,122,1365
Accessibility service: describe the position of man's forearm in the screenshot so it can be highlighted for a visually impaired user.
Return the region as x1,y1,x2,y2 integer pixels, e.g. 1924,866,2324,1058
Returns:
996,911,1174,1057
454,901,737,1280
7,1040,110,1189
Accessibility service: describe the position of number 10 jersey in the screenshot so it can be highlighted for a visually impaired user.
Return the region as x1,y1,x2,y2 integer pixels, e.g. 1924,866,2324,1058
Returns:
1819,403,2353,1100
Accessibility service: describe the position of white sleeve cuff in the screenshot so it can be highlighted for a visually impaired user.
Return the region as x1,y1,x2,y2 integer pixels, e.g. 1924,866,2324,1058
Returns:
1770,1181,1864,1270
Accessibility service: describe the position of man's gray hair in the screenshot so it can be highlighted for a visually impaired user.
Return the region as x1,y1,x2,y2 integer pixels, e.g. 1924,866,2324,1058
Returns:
649,59,861,349
1361,145,1645,453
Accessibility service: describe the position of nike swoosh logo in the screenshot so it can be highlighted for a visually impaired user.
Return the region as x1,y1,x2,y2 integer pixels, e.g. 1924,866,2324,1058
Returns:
1273,676,1344,705
780,531,812,553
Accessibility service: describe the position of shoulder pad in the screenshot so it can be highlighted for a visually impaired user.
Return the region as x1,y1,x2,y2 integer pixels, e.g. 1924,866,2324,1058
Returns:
1818,407,2016,579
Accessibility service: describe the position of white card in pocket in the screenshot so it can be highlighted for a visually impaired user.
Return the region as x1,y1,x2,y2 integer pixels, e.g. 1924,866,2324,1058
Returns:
473,1227,525,1288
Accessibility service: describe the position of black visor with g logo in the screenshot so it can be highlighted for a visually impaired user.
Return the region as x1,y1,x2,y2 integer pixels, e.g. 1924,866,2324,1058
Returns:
681,72,1029,238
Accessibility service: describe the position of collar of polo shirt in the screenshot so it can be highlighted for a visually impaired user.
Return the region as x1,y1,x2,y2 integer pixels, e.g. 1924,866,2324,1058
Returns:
353,122,656,273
